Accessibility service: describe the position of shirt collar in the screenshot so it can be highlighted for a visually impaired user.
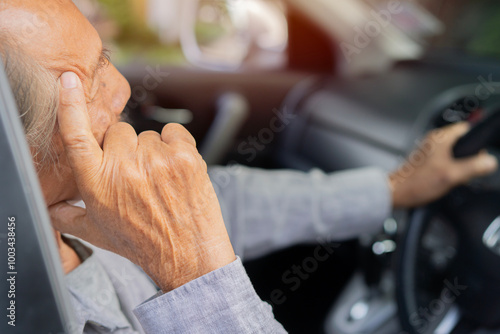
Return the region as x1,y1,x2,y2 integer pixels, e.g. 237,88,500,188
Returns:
65,240,132,332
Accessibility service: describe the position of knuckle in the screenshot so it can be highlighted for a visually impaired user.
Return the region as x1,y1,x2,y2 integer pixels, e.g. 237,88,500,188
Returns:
105,122,137,145
143,148,167,170
170,144,200,168
164,122,186,133
178,152,198,168
138,130,161,142
162,123,196,145
65,132,92,151
200,156,208,171
443,169,462,185
108,122,135,134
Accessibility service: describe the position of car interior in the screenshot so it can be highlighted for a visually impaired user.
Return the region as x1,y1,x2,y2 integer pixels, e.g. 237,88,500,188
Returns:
2,0,500,333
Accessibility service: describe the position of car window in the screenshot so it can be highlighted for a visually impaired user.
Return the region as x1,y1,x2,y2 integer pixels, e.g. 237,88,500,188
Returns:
75,0,288,70
76,0,187,67
417,0,500,59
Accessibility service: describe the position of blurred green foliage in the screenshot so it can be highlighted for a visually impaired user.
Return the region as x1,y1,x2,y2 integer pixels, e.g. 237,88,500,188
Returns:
468,5,500,58
113,44,186,66
195,22,226,45
96,0,186,65
96,0,159,46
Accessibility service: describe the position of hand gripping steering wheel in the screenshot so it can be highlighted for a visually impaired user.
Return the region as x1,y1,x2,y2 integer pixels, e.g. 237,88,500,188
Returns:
396,109,500,334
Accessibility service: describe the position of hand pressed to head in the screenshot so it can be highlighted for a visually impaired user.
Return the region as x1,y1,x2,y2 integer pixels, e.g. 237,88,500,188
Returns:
1,0,235,290
50,71,235,291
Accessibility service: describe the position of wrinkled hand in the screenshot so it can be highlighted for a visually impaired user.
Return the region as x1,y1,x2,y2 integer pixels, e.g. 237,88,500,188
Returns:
390,122,498,208
49,72,235,291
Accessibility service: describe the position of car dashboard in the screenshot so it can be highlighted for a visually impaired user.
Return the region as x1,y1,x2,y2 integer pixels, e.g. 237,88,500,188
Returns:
276,61,500,176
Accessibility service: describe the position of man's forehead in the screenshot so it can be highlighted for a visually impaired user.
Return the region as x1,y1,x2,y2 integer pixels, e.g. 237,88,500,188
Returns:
0,0,102,81
0,0,69,27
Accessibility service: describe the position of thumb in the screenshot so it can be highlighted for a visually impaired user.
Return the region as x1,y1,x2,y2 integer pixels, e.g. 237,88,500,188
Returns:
456,151,498,182
48,201,94,240
58,72,103,183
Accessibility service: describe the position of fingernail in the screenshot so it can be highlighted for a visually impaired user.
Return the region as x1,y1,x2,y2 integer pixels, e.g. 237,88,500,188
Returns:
61,72,78,89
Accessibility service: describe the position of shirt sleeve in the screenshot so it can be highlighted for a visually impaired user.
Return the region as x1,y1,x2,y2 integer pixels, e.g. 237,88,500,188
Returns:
133,257,287,334
208,166,392,260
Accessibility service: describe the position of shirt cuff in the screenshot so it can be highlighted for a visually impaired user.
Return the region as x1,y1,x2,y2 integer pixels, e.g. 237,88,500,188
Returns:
133,257,286,334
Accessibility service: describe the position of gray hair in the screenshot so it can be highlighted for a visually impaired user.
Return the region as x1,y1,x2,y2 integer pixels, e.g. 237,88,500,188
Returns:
0,34,59,169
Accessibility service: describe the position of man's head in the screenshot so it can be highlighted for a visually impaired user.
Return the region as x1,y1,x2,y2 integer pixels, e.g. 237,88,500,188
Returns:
0,0,131,206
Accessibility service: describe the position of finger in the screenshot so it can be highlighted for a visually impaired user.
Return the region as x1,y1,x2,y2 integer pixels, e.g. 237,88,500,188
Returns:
48,201,93,238
161,123,196,147
58,72,103,179
102,122,139,157
454,151,498,182
137,131,166,156
436,122,470,145
449,122,470,143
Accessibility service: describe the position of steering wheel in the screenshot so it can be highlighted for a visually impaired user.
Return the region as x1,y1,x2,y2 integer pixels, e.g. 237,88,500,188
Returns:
396,108,500,334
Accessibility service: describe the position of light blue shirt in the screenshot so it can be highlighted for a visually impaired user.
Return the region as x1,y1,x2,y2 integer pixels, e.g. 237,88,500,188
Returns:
65,166,391,333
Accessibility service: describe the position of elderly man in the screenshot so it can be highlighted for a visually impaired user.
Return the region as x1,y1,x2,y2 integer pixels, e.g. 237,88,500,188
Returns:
0,0,497,333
